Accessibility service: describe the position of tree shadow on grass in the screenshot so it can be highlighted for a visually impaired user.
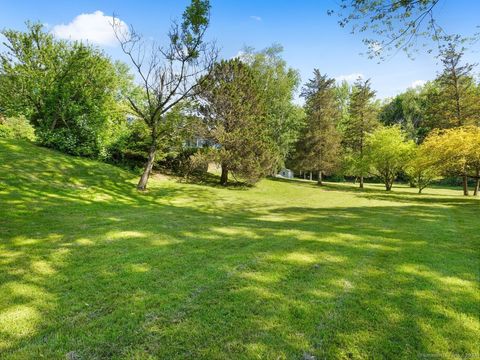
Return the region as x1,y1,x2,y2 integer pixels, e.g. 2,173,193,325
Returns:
270,176,477,206
179,171,254,191
1,140,479,359
2,202,478,358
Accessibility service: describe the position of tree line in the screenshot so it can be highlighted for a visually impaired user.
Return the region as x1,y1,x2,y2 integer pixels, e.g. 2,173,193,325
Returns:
289,41,480,196
0,0,479,195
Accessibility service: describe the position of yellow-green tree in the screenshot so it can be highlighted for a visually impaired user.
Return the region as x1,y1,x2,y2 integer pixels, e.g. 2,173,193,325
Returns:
422,126,480,196
365,126,415,191
405,146,439,194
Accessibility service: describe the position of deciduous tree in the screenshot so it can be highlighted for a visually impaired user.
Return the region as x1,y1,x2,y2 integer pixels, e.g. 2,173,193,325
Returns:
330,0,479,60
422,126,480,195
405,145,439,194
0,23,123,157
379,87,427,142
113,0,217,190
365,126,415,191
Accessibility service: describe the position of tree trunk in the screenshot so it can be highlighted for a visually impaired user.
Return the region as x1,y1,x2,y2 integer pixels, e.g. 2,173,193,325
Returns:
220,164,228,186
385,174,394,191
462,175,469,196
303,172,306,179
474,169,479,196
317,171,323,186
309,172,312,181
137,144,157,191
386,181,392,191
418,188,422,194
359,175,364,189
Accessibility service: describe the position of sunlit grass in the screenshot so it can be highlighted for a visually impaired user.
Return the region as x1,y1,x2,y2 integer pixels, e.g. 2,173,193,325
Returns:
0,139,479,359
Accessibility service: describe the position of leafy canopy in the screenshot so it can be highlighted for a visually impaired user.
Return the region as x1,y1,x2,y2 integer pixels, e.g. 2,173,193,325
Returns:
0,22,127,157
365,126,415,190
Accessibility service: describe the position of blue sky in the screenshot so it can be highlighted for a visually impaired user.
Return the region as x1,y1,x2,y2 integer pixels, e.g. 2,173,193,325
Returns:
1,0,479,99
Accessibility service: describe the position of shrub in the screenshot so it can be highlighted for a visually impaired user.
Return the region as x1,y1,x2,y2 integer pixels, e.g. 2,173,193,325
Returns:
107,120,151,169
160,147,209,177
0,24,133,158
0,115,36,141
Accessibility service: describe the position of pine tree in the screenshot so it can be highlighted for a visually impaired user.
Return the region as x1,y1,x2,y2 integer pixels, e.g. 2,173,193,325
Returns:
293,70,341,185
196,59,274,185
239,45,304,172
436,43,480,128
344,78,379,188
423,46,479,131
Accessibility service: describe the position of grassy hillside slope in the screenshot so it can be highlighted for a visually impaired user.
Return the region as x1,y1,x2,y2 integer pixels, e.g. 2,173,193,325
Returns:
0,139,478,359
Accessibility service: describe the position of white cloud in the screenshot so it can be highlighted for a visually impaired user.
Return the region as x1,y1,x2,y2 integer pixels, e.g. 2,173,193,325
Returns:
335,73,364,83
250,15,262,21
52,11,128,46
409,80,426,88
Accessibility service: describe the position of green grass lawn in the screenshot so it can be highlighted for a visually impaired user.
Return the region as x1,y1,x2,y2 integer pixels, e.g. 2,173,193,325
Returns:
0,139,479,359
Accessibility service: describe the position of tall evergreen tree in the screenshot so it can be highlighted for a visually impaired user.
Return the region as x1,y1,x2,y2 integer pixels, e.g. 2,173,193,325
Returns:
335,80,352,133
196,59,274,186
344,78,379,188
240,45,304,172
292,70,341,185
425,42,480,129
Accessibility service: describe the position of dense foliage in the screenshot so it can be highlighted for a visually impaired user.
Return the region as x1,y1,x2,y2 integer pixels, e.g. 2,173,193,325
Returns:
0,3,478,195
240,45,305,170
0,115,36,141
291,70,341,185
365,126,415,191
196,59,275,185
0,23,128,158
421,126,480,195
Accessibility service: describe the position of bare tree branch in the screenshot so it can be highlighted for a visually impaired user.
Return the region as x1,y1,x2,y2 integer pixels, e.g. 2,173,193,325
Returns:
111,2,218,190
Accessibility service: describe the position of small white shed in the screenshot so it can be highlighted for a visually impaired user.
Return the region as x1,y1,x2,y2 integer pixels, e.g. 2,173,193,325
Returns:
278,168,294,179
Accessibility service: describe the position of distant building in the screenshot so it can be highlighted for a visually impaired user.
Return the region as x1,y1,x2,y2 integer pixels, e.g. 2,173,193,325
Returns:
185,137,208,148
278,168,294,179
185,137,219,149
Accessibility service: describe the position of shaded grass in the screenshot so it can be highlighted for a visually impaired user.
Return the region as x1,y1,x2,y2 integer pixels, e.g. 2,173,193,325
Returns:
0,139,479,359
